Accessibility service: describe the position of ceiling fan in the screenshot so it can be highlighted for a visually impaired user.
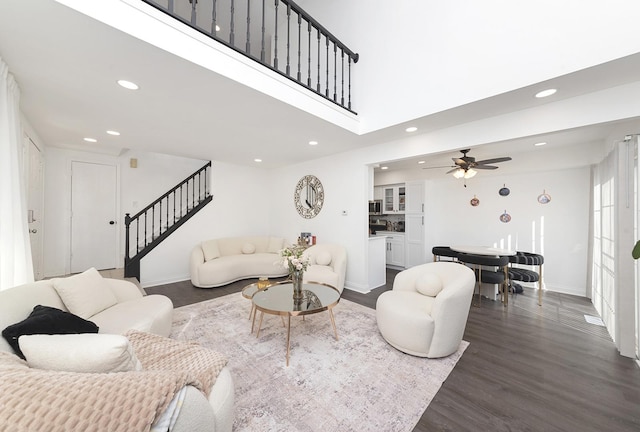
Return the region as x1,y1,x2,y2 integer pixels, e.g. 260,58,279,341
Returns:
423,149,512,186
424,149,511,178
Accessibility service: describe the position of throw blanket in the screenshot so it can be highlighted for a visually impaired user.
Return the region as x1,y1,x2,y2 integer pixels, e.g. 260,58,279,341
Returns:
0,330,228,432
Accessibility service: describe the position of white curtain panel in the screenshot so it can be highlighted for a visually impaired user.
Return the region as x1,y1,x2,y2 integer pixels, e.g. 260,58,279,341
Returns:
0,57,33,290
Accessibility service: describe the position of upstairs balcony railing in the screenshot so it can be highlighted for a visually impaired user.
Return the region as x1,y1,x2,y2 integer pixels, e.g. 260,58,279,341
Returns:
141,0,359,113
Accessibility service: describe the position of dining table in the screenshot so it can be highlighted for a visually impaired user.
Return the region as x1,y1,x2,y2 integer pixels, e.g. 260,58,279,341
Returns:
451,245,515,305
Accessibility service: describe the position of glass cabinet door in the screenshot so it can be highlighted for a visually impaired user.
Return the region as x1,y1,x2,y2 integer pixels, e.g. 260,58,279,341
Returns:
384,188,394,212
398,187,406,212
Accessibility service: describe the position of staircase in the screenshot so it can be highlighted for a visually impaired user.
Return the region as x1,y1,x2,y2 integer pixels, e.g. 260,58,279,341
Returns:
124,161,212,280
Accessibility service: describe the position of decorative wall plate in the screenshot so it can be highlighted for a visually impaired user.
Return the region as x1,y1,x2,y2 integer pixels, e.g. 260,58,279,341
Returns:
470,196,480,206
499,210,511,223
499,184,510,196
538,190,551,204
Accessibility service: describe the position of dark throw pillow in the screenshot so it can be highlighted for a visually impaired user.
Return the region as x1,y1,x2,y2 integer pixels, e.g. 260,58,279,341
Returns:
1,305,99,359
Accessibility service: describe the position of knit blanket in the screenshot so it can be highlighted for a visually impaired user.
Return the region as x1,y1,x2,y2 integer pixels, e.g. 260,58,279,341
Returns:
0,330,228,432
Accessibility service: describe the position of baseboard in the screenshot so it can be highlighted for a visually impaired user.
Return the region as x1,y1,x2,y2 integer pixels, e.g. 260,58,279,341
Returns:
344,280,371,294
141,275,190,289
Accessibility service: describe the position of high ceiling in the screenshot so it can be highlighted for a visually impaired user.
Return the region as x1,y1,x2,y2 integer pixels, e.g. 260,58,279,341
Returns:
1,0,640,172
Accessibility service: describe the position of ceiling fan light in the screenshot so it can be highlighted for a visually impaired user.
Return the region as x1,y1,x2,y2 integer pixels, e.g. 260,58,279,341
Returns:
452,169,465,179
464,168,477,179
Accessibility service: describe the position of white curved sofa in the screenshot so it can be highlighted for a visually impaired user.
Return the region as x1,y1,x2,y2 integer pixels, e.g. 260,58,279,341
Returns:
302,243,347,293
190,236,289,288
376,262,475,358
0,270,234,432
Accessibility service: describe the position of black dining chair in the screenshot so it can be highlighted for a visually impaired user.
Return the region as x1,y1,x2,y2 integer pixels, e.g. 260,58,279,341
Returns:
457,253,510,307
432,246,459,262
508,251,544,306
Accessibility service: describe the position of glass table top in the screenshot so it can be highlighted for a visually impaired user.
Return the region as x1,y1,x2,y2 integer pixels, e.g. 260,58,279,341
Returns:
252,281,340,316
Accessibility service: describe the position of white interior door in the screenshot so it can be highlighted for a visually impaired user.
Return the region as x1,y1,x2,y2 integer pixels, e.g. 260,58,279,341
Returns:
71,161,118,273
26,137,44,280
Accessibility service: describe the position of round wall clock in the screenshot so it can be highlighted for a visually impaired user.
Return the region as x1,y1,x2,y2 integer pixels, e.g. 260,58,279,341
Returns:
294,175,324,219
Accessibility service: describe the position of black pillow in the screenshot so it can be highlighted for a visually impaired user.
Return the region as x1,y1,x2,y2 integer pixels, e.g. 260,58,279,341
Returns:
2,305,99,359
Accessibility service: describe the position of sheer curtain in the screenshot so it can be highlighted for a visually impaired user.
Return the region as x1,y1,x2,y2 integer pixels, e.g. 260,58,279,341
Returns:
0,57,33,290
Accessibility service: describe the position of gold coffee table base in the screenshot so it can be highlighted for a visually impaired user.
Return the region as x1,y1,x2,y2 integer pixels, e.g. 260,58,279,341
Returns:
252,281,340,366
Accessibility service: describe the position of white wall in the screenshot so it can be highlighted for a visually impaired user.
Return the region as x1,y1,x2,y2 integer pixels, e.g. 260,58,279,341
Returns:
43,147,208,277
139,161,275,287
268,152,371,292
297,0,640,132
421,168,590,297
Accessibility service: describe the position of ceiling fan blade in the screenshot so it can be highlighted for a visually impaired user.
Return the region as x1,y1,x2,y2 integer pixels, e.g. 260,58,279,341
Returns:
422,165,454,170
445,167,461,174
452,158,466,165
473,165,499,170
475,156,512,165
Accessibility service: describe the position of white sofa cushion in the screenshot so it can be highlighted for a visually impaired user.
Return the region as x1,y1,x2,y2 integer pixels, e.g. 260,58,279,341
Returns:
19,333,143,373
52,267,118,319
242,243,256,254
267,237,284,253
415,272,443,297
304,265,339,290
202,240,220,261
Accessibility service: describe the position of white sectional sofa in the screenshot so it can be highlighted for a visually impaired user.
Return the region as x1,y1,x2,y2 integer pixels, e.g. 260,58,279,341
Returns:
0,269,235,432
190,236,289,288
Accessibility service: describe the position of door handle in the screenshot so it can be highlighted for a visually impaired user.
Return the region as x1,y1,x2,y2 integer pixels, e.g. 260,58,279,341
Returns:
30,229,37,234
109,221,116,225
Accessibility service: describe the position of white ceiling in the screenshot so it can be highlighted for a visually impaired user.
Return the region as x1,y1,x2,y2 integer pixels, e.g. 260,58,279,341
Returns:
1,0,640,172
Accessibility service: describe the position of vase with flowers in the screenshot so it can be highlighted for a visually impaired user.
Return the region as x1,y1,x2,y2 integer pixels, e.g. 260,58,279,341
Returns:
279,245,310,299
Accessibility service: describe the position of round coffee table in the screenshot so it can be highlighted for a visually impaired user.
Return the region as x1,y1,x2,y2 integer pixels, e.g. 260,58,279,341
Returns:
252,281,340,366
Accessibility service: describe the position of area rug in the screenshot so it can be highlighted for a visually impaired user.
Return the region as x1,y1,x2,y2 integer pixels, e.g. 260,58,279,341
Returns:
171,293,468,432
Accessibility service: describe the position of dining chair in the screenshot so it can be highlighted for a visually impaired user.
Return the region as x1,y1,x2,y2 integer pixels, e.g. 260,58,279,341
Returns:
432,246,459,262
508,251,544,306
457,253,510,307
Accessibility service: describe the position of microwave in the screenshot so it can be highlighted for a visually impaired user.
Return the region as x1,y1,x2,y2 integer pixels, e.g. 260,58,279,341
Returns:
369,200,383,215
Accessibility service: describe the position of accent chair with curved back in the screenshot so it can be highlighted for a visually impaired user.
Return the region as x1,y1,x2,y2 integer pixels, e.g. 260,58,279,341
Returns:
301,243,347,293
375,262,475,358
457,253,510,307
508,251,544,305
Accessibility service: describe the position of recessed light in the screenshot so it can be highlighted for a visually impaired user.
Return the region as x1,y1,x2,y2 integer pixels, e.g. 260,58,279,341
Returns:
215,25,221,32
83,137,97,143
405,127,418,133
117,79,139,90
106,130,120,136
254,158,262,163
417,160,426,164
381,166,388,170
534,142,547,146
309,141,318,146
535,88,556,98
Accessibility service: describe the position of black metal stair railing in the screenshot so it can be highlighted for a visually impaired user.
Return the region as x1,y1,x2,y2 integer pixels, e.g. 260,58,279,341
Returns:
140,0,359,113
124,161,212,280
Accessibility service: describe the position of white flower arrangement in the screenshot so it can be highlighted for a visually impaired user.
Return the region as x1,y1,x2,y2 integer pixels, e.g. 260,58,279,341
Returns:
279,245,310,274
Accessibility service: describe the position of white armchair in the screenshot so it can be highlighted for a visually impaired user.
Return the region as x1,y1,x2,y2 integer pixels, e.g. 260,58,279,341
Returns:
302,244,347,293
376,262,475,358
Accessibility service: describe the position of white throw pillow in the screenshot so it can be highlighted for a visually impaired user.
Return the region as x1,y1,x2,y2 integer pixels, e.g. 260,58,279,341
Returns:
52,267,118,319
267,237,284,254
242,243,256,254
315,251,332,266
18,333,143,373
415,272,443,297
202,240,220,261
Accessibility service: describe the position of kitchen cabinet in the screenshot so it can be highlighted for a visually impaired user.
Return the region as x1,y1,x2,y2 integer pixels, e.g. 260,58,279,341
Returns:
405,181,425,267
373,186,383,201
384,233,405,268
383,184,405,213
368,236,387,289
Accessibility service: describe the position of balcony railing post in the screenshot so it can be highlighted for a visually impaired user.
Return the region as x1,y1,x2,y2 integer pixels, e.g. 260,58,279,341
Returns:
230,0,235,46
297,13,301,81
246,0,251,54
274,0,279,69
286,3,291,76
211,0,217,35
307,21,311,87
125,213,131,261
260,0,266,62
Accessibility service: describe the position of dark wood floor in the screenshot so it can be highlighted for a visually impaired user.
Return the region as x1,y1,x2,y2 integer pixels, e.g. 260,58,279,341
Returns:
146,270,640,432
